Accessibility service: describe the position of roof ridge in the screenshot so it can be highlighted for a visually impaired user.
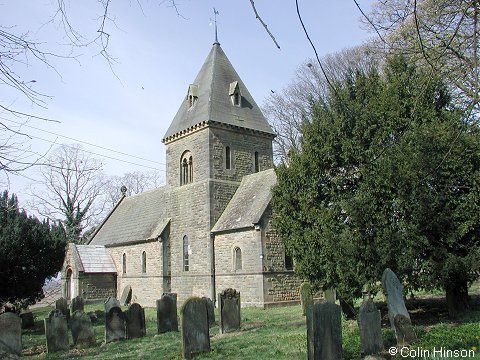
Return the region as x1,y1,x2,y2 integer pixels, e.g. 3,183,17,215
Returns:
207,44,220,122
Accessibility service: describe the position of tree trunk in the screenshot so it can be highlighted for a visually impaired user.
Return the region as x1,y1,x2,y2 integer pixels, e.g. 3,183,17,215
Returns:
339,298,356,320
446,279,469,318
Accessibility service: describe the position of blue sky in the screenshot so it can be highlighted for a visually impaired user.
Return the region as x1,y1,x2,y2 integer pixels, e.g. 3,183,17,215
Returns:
1,1,375,196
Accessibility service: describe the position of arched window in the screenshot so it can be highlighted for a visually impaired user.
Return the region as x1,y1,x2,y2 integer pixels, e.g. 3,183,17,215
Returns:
122,253,127,274
183,235,189,271
66,268,73,300
225,146,231,169
141,251,147,273
180,151,193,185
233,247,242,271
254,151,259,172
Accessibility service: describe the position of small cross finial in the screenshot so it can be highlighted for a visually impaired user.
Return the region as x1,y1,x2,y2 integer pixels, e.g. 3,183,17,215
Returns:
213,8,219,44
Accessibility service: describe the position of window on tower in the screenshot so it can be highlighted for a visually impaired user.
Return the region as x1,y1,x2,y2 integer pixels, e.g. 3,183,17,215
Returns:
229,81,241,107
180,151,193,185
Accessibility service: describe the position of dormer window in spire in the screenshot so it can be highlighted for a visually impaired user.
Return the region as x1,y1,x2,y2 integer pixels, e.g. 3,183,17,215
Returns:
187,84,198,108
229,81,241,107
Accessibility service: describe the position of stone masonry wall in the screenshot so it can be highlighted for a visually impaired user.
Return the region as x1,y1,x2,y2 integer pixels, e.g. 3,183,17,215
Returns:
81,274,116,301
168,180,214,305
214,229,264,306
165,129,210,187
209,127,273,182
107,241,163,307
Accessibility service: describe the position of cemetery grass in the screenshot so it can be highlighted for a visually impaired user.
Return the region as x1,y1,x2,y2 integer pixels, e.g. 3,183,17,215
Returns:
22,300,480,360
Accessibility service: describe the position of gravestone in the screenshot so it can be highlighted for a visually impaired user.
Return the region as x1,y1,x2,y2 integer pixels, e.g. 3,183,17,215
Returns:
105,297,121,313
381,268,416,345
70,310,96,347
357,298,383,356
202,297,215,327
300,282,313,316
20,311,34,329
120,285,132,305
307,301,343,360
44,309,69,353
324,288,336,303
125,303,146,339
157,293,178,334
0,312,21,356
181,297,210,359
105,306,126,343
70,295,84,313
218,288,240,334
55,297,70,321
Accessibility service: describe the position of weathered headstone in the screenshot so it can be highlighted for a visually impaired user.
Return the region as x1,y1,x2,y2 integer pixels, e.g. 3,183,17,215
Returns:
55,297,70,321
120,285,132,305
70,310,96,347
105,306,126,343
181,297,210,359
324,288,336,303
357,298,383,356
157,293,178,334
104,297,121,313
381,268,416,345
44,309,69,353
0,312,21,356
70,295,84,313
218,288,240,334
202,297,215,327
125,303,146,339
307,301,343,360
20,311,34,329
300,282,313,316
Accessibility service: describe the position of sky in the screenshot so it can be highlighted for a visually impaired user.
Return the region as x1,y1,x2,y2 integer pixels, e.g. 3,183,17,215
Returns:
1,0,376,202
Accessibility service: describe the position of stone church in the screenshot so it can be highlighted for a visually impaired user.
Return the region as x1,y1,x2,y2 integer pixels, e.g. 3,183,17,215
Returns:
61,40,302,308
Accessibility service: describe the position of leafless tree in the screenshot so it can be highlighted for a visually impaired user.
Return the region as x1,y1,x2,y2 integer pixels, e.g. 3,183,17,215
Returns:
103,170,162,209
263,42,384,164
28,144,106,243
364,0,480,112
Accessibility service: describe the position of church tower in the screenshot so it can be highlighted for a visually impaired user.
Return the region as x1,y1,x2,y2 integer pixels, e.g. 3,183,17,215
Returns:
161,41,275,301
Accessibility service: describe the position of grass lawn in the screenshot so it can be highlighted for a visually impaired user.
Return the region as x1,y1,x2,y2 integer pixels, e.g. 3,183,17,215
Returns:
20,298,480,359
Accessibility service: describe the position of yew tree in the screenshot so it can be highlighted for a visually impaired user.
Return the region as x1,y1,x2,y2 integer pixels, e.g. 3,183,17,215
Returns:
272,55,480,317
0,191,67,311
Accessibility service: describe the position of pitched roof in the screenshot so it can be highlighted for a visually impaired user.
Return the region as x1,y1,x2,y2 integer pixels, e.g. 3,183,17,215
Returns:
162,43,275,142
88,187,170,246
75,245,116,273
211,168,276,233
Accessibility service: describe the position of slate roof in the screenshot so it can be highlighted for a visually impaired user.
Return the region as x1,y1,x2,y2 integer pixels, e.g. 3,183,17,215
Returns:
75,245,116,273
211,168,276,233
162,43,275,142
88,187,170,246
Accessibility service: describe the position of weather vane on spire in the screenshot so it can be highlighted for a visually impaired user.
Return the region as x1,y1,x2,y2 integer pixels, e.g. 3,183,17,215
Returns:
212,8,219,44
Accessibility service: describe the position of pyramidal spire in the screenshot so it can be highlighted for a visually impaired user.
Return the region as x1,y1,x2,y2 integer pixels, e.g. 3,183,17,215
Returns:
213,8,220,45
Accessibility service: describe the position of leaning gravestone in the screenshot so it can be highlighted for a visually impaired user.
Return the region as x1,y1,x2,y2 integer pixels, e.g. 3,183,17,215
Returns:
44,309,69,353
70,295,85,313
381,268,416,345
157,293,178,334
300,282,313,316
105,306,126,343
20,311,34,329
120,285,132,305
307,301,343,360
71,310,96,347
358,298,383,356
218,288,240,334
181,297,210,359
202,297,215,327
55,297,70,321
105,297,121,313
125,303,146,339
0,312,22,356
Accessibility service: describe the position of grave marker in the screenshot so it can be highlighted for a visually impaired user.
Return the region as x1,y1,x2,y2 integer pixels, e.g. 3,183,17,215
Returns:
45,309,69,353
157,293,178,334
181,297,210,359
105,306,126,343
71,310,96,347
218,288,240,334
125,303,146,339
0,312,21,356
